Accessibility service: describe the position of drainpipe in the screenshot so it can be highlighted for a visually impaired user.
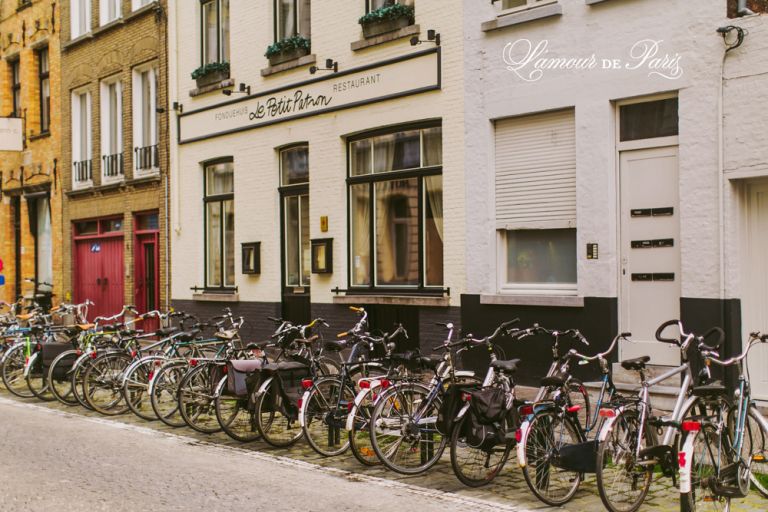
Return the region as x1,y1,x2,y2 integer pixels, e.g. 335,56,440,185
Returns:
737,0,755,16
717,44,726,303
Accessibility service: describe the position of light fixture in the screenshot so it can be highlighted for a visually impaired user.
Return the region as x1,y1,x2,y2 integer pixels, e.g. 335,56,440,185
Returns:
310,59,338,75
223,82,251,96
717,25,746,52
172,101,183,113
410,29,440,47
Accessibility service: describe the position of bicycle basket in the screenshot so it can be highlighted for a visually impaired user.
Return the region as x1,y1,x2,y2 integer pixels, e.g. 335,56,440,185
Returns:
553,440,598,473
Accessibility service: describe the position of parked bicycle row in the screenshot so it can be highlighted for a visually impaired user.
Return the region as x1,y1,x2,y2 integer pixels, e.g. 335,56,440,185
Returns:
1,298,767,512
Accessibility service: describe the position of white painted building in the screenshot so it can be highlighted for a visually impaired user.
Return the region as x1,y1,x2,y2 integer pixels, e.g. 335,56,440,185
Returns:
168,0,466,346
462,0,768,393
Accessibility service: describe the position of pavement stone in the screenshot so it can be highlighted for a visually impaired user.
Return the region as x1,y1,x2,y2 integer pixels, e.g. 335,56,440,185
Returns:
0,388,764,511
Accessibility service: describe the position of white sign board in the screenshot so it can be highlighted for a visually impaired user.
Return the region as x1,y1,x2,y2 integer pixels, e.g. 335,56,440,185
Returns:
179,49,441,144
0,118,23,152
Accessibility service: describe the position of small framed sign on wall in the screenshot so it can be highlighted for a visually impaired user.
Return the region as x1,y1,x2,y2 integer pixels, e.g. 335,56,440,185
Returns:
242,242,261,274
311,238,333,274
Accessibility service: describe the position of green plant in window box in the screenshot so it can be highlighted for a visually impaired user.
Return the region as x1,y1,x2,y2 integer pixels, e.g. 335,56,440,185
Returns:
265,35,311,66
191,61,230,89
359,3,415,38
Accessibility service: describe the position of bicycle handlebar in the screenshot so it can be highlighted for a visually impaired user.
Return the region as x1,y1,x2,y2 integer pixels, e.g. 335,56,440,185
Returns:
568,331,631,363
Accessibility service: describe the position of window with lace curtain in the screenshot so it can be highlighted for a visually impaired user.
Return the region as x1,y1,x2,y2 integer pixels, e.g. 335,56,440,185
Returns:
348,125,443,290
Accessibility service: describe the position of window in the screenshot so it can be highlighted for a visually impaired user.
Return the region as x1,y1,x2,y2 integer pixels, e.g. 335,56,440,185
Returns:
71,0,91,38
495,109,577,294
38,48,51,134
100,78,123,182
132,64,158,175
136,212,159,231
348,125,443,289
281,146,310,288
366,0,412,12
71,90,92,188
274,0,310,41
100,0,121,25
33,197,53,288
9,59,21,118
500,0,556,12
201,0,230,65
619,98,678,142
204,161,235,289
131,0,152,10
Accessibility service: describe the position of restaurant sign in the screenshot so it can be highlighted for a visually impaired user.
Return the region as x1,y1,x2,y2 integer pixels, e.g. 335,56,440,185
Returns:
179,48,441,144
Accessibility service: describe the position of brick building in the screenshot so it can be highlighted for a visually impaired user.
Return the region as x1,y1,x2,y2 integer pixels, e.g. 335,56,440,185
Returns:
60,0,168,319
0,0,62,306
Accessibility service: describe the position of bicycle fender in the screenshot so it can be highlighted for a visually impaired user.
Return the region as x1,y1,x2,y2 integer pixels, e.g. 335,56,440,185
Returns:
23,352,39,378
597,406,625,442
120,355,162,387
346,387,373,431
299,389,311,428
255,376,275,397
678,430,696,494
455,370,475,378
517,419,531,467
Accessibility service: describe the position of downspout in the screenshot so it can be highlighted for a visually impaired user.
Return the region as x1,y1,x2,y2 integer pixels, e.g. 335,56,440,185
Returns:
738,0,755,16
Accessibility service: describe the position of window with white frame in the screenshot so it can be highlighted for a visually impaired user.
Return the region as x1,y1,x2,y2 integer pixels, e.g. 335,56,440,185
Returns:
132,64,158,175
71,90,92,188
131,0,152,11
100,0,121,25
71,0,91,38
500,0,556,13
100,78,123,182
201,0,230,65
495,109,577,294
274,0,310,42
366,0,413,12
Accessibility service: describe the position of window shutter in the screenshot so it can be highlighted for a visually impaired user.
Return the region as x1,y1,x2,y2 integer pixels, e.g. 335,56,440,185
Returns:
494,109,576,229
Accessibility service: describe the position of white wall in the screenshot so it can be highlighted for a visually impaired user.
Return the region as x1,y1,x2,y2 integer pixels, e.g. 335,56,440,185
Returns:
169,0,466,305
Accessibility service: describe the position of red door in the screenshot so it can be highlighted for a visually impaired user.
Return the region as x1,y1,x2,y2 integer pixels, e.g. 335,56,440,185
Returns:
73,220,125,321
134,232,159,331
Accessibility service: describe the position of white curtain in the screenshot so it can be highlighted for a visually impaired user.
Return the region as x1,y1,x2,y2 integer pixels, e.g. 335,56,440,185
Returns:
351,185,370,286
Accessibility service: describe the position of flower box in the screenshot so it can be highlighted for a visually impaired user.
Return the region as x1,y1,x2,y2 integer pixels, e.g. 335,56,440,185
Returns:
265,36,311,67
359,4,414,38
191,62,231,89
268,46,310,66
362,15,412,38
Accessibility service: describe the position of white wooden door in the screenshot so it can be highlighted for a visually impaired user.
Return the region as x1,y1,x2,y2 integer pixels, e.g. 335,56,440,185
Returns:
619,146,681,365
742,180,768,399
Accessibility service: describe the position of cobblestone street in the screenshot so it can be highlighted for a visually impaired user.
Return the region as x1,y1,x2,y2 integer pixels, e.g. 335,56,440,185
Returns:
0,390,763,512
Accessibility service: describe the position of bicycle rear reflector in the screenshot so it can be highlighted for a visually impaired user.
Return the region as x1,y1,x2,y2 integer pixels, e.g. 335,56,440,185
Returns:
301,379,313,390
599,408,616,418
681,421,701,432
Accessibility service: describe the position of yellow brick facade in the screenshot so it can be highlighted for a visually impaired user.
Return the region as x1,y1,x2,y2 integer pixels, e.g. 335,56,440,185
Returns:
60,1,169,315
0,0,63,305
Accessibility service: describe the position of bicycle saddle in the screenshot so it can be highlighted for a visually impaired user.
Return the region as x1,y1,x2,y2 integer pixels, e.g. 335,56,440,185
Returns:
264,361,308,372
155,326,178,337
323,340,347,352
692,381,727,398
540,373,566,387
491,358,520,374
175,329,201,342
621,355,651,371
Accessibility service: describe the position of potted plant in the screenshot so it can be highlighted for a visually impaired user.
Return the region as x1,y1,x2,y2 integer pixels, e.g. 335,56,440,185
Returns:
265,35,311,66
359,2,414,38
191,61,230,89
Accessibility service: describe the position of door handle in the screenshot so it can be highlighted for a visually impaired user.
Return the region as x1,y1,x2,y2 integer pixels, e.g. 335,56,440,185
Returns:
96,278,101,285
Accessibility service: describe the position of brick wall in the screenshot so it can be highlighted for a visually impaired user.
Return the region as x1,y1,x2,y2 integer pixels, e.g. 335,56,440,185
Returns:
60,0,170,311
0,0,63,305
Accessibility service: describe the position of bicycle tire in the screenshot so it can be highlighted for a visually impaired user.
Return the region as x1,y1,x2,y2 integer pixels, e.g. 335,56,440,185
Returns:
747,405,768,498
682,423,732,512
255,377,304,448
178,363,222,434
150,360,188,427
450,411,512,487
348,387,381,466
214,375,261,443
71,352,95,410
48,349,79,405
595,409,653,512
123,356,165,421
369,382,446,475
302,377,354,457
83,352,132,415
25,352,55,401
1,343,35,398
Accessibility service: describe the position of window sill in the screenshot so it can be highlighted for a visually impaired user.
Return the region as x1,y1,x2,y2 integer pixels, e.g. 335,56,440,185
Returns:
480,293,584,308
481,3,563,32
127,174,161,186
261,54,316,77
29,131,51,142
333,294,450,307
66,185,94,197
93,18,125,37
351,24,420,52
63,32,94,50
189,78,236,98
193,292,239,303
585,0,616,4
126,1,159,21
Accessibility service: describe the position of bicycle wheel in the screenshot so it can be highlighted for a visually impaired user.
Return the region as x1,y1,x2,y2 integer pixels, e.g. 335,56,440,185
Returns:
302,377,354,457
71,352,95,410
178,363,222,434
684,424,732,512
747,405,768,498
123,356,164,420
255,377,304,448
150,360,188,427
25,352,54,401
83,352,132,415
521,409,583,506
450,412,512,487
348,388,381,466
369,382,446,475
595,410,653,512
1,344,34,398
215,375,260,443
48,350,79,405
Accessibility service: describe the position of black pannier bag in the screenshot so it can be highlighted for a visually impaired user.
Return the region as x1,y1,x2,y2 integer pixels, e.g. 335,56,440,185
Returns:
462,411,506,452
226,360,264,396
41,343,73,382
469,387,508,424
209,364,226,395
274,362,311,421
553,440,598,473
436,381,481,436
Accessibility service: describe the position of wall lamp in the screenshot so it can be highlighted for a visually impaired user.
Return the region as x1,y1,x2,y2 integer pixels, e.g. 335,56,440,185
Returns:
172,101,183,114
310,59,338,74
717,25,746,52
410,29,440,47
223,83,252,96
